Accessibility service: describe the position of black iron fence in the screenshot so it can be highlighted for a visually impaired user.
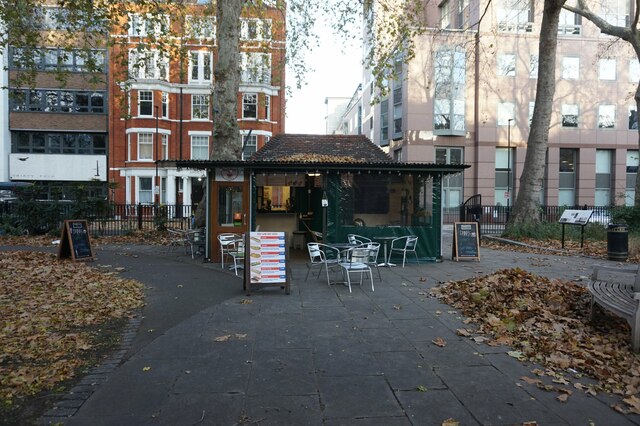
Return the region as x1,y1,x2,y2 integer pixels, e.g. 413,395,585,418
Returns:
447,204,614,235
0,200,615,237
0,202,194,236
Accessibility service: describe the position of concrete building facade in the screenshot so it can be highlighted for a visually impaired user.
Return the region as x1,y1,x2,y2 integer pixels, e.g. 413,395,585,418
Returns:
4,4,109,198
334,0,640,209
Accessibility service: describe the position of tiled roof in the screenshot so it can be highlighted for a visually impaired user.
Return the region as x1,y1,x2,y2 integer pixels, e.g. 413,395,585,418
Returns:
250,134,393,163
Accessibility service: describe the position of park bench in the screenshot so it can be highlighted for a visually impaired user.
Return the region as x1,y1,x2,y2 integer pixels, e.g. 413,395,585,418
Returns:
587,265,640,352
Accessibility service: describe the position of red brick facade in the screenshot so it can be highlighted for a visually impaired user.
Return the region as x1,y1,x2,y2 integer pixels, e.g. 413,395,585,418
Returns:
108,4,286,205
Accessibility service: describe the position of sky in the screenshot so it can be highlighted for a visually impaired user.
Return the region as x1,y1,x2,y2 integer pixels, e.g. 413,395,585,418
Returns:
284,21,363,135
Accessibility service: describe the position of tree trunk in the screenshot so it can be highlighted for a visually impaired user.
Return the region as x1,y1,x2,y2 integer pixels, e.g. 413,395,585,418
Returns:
193,0,243,228
634,50,640,206
507,0,566,228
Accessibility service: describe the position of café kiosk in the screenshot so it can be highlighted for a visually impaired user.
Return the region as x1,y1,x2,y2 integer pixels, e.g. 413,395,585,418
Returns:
160,134,470,270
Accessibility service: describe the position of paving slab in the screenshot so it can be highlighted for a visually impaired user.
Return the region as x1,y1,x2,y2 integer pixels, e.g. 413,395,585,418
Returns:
22,242,640,425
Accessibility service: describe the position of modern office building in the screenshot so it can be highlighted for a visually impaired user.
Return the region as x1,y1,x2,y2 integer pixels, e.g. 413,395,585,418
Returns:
1,1,286,206
4,5,109,199
334,0,639,209
108,2,286,207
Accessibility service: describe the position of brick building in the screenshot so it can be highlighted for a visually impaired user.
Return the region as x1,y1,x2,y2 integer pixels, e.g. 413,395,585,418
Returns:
108,2,286,209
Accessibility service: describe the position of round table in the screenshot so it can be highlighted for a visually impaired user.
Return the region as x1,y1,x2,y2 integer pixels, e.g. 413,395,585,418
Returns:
372,236,396,267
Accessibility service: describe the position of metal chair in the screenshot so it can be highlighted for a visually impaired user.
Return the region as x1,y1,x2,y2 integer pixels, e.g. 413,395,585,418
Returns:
387,236,419,267
363,242,381,280
339,246,374,292
230,239,245,276
347,234,372,245
305,242,340,285
167,229,189,255
218,233,241,268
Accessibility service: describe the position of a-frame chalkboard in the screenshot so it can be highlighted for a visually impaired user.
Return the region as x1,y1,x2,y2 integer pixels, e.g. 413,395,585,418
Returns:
58,220,95,261
452,222,480,261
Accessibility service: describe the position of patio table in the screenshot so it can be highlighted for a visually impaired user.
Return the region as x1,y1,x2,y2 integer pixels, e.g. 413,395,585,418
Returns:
372,236,396,267
327,242,359,261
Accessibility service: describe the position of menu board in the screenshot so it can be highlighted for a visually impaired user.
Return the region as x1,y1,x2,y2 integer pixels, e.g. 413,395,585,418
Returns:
452,222,480,261
246,232,290,294
58,220,95,261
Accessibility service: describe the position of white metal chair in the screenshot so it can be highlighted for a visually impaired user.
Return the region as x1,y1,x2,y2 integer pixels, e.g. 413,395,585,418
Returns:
387,236,419,267
230,239,245,276
347,234,372,245
305,242,341,285
218,233,241,268
363,242,381,280
167,229,189,255
339,246,374,292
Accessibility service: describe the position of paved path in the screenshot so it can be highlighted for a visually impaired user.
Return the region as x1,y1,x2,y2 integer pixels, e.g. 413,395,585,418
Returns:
30,239,640,425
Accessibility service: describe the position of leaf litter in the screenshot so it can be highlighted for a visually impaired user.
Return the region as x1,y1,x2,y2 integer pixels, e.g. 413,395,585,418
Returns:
0,250,144,416
432,267,640,414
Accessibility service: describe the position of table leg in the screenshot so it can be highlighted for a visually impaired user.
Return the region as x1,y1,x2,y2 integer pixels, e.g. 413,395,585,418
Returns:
377,241,396,267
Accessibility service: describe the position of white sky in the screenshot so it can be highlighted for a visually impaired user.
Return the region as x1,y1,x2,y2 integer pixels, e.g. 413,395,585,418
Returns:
284,21,362,135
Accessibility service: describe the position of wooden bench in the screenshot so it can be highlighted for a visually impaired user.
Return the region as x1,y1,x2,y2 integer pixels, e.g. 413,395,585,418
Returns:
588,265,640,352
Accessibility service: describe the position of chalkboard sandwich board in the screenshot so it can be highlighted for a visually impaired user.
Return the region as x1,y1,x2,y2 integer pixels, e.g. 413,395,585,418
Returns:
452,222,480,261
58,220,95,261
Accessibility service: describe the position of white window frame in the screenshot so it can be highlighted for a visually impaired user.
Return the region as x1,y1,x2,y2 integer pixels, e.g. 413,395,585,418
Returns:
562,57,580,79
440,1,451,29
498,54,516,76
264,94,271,120
128,13,169,38
240,52,271,84
192,94,210,120
161,134,168,160
138,133,154,160
497,102,515,125
186,15,215,40
138,90,153,117
242,133,257,160
191,135,209,160
138,177,153,204
561,104,579,127
129,49,168,80
598,104,616,128
189,51,212,84
240,18,272,40
242,93,258,119
599,58,616,80
161,92,168,118
529,55,538,78
629,105,638,130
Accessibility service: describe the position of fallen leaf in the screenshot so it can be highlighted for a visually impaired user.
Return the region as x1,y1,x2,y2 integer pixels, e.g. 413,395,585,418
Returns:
239,299,253,304
214,335,231,342
521,376,542,385
432,337,447,347
556,393,569,402
142,366,151,372
442,419,459,426
417,385,428,392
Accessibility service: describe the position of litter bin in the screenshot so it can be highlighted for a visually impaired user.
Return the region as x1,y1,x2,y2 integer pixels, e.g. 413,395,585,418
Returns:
607,224,628,261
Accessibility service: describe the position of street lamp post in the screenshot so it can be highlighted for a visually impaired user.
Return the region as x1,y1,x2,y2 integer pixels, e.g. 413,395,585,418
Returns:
507,118,514,210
